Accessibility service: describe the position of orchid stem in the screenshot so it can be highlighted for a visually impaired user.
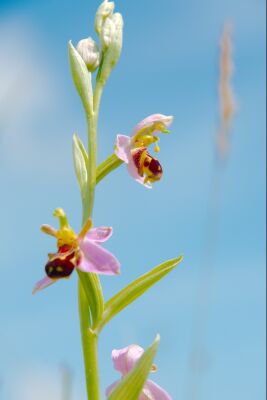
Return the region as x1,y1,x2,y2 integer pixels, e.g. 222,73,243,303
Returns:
84,114,96,222
79,281,100,400
78,76,106,400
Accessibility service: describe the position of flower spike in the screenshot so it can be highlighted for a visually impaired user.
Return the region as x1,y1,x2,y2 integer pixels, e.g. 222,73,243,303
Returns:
33,209,120,294
115,114,173,188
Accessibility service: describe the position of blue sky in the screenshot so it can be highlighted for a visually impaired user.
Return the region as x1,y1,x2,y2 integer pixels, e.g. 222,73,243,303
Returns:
0,0,265,399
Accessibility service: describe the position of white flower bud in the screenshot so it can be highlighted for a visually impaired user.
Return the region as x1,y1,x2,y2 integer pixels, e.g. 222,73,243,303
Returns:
99,12,123,84
112,12,123,40
100,16,116,50
95,0,115,35
76,37,100,72
109,12,123,63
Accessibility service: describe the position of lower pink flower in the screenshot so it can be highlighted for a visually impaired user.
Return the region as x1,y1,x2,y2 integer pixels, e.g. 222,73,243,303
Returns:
106,344,172,399
33,208,120,294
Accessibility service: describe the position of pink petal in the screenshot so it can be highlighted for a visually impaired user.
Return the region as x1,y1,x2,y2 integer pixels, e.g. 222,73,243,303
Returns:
85,226,113,242
115,134,131,163
112,344,144,375
105,379,120,397
32,276,56,294
132,114,173,137
128,158,152,189
141,380,172,400
78,239,120,275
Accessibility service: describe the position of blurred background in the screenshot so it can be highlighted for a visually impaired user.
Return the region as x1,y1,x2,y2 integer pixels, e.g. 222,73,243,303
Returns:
0,0,265,399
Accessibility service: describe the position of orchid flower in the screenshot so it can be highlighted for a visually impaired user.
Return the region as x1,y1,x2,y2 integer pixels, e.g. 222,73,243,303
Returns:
115,114,173,188
106,344,172,399
33,208,120,294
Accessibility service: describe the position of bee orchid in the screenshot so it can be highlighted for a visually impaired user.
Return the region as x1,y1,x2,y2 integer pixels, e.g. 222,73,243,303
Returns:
115,114,173,188
33,208,120,294
106,344,172,399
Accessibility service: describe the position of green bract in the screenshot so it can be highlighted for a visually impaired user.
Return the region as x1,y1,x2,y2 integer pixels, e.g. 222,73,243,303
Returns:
77,270,104,327
72,134,88,203
68,41,93,117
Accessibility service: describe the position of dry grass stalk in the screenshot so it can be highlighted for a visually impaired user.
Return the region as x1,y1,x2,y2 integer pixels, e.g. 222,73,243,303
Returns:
218,23,236,159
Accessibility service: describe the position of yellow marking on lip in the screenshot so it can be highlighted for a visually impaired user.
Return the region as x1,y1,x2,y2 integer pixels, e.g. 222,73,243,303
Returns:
138,149,148,176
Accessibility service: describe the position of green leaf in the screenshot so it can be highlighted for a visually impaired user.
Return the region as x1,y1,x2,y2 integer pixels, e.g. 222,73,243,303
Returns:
96,256,183,332
77,270,104,326
108,335,160,400
68,41,93,117
72,134,88,200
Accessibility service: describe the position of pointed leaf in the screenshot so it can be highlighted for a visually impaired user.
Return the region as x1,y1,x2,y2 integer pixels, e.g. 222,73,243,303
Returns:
72,134,88,200
108,335,160,400
97,256,183,332
68,41,93,117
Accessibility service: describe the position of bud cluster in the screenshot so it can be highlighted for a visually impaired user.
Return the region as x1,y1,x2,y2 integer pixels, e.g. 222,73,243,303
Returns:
75,0,123,81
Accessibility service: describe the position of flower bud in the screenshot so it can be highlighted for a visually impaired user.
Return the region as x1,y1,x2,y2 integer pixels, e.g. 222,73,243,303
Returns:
109,13,123,64
95,0,115,36
76,37,100,72
99,13,123,84
111,13,123,49
100,16,116,50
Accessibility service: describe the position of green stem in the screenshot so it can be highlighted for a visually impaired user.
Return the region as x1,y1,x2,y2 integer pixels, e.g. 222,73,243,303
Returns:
78,75,106,400
84,115,97,222
79,281,100,399
83,65,105,221
93,81,104,115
